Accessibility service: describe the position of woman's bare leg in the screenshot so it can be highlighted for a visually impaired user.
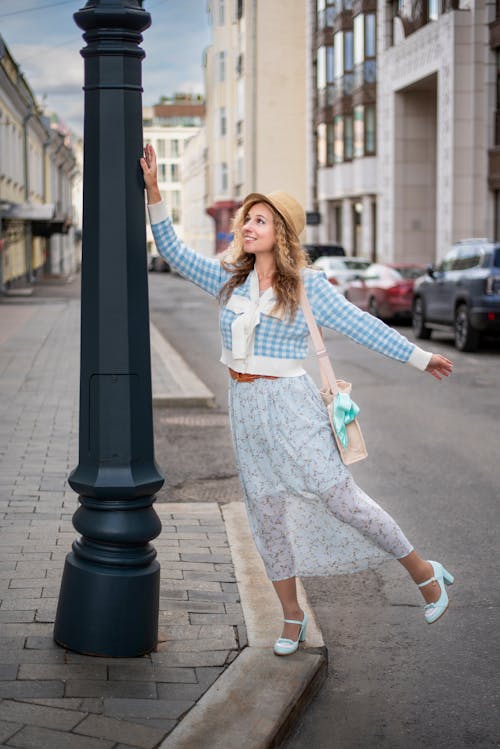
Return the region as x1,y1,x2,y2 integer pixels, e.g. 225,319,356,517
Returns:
398,550,441,604
272,577,305,640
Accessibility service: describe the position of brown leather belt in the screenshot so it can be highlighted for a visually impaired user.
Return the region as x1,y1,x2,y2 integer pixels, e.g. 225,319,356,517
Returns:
229,368,279,383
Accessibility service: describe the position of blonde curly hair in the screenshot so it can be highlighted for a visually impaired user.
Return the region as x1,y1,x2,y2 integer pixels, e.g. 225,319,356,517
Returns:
219,198,309,320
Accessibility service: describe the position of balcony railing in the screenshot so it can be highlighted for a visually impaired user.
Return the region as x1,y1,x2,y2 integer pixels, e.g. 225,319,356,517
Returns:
354,60,376,89
333,0,353,14
318,84,336,109
334,72,354,101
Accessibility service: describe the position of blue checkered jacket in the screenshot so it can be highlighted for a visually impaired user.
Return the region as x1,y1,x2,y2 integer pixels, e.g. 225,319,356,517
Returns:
149,203,430,376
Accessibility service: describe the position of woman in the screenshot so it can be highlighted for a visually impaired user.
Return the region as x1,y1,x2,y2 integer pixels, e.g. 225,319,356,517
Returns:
141,145,454,656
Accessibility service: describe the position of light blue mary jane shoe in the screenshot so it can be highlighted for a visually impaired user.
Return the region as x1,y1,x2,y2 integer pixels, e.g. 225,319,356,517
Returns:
273,612,308,656
418,560,454,624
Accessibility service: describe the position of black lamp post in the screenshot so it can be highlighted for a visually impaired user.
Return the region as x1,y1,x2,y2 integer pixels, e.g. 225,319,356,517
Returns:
53,0,164,657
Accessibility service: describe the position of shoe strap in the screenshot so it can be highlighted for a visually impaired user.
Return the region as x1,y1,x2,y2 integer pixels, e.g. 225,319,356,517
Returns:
283,618,304,625
417,575,437,588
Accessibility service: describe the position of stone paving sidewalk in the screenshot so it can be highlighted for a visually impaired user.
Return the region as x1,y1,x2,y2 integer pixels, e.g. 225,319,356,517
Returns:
0,298,246,749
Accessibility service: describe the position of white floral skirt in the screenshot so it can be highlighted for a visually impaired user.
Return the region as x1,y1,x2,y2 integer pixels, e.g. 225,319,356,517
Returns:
228,373,413,581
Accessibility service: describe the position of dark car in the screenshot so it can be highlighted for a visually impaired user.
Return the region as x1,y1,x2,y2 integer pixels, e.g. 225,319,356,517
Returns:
304,243,345,263
412,239,500,351
344,263,425,319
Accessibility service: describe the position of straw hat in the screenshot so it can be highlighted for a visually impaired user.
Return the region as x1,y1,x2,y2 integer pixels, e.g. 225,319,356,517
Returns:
242,191,306,238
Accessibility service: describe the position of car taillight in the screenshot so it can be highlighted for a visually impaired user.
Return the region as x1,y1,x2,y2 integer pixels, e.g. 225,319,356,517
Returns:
485,276,500,294
387,283,411,297
328,277,339,285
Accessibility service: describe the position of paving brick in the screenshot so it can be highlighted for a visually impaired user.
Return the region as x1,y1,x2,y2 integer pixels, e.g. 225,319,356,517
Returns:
0,665,18,680
1,650,66,665
189,611,245,626
151,650,229,667
179,553,232,564
194,666,225,688
0,588,42,599
0,681,65,699
0,598,44,611
0,700,85,731
0,611,36,624
182,570,235,583
108,664,197,684
187,590,239,603
162,636,237,652
73,714,166,749
64,681,157,699
24,636,59,650
102,697,195,721
146,682,205,702
21,699,103,714
18,664,107,681
6,725,114,749
0,720,22,745
157,600,224,614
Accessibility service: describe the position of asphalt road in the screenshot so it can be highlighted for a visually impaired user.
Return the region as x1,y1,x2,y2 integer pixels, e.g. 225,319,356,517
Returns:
148,271,500,749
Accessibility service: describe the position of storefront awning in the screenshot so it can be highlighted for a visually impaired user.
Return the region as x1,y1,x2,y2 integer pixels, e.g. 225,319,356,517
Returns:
0,202,55,221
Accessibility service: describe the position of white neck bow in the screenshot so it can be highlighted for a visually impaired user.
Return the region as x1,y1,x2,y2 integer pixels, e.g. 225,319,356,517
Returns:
226,270,284,360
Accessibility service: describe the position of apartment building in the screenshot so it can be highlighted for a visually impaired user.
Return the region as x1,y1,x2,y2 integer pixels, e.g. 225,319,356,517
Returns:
312,0,380,258
0,36,77,290
205,0,308,253
311,0,498,264
143,96,206,263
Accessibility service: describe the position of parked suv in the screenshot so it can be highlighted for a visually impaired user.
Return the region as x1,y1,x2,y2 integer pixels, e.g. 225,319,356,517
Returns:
412,239,500,351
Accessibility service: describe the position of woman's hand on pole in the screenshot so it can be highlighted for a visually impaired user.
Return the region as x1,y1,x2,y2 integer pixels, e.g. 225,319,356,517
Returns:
425,354,453,380
140,144,162,204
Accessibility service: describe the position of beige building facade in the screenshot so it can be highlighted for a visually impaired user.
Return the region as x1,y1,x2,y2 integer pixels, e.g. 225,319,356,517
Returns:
205,0,308,252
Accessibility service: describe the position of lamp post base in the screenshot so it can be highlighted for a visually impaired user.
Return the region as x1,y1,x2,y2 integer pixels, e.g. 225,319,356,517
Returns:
54,552,160,657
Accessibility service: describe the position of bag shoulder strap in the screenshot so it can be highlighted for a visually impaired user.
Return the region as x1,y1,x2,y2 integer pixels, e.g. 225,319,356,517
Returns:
299,278,339,395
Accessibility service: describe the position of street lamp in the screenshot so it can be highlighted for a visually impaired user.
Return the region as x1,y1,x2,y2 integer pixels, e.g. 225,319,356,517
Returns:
53,0,164,657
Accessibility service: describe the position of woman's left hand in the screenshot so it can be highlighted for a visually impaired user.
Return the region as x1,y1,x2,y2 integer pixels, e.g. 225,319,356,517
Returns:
425,354,453,380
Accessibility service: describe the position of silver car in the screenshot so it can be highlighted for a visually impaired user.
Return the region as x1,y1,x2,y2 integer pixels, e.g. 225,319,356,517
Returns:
312,255,372,295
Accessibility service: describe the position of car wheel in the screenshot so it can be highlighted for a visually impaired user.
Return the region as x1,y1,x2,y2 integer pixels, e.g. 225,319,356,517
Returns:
454,304,480,352
368,297,379,318
412,297,432,339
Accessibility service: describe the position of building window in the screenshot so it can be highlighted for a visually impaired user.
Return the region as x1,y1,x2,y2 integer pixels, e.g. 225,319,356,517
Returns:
171,140,179,157
219,0,225,24
318,0,335,29
345,114,353,160
317,45,335,107
236,0,243,20
220,107,227,136
219,51,226,82
334,30,354,97
221,162,228,192
428,0,439,20
352,104,376,157
158,163,167,182
354,105,364,157
334,115,344,163
156,139,166,158
317,123,335,167
365,104,376,153
170,163,179,182
353,14,376,89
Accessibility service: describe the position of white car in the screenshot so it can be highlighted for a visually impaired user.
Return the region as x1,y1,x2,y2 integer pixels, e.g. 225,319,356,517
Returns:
312,255,372,295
